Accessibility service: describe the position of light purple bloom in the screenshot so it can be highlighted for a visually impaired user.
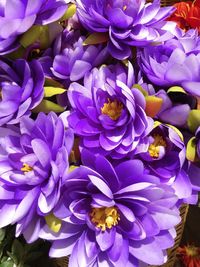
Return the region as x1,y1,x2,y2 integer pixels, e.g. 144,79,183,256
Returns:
39,30,109,87
76,0,176,59
154,89,192,127
67,62,153,159
0,58,44,126
138,29,200,96
140,123,185,180
0,0,67,55
137,74,192,127
0,112,74,243
40,150,180,266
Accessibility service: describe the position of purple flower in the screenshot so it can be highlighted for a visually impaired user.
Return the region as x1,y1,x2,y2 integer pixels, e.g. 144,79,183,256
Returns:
138,29,200,96
76,0,176,59
137,74,192,127
140,123,185,180
40,150,180,266
67,63,153,159
0,0,67,55
154,89,192,127
40,30,109,87
0,58,44,126
0,112,74,243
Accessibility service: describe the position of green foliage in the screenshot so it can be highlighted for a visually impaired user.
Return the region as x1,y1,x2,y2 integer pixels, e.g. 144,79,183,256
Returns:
186,137,197,162
0,226,55,267
187,110,200,133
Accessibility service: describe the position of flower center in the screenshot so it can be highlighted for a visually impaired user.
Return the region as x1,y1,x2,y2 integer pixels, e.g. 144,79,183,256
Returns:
90,206,120,231
148,134,166,158
185,245,200,258
101,99,123,120
21,163,33,173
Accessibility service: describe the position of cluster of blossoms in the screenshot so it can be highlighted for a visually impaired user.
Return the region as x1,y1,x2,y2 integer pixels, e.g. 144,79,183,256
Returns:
0,0,200,266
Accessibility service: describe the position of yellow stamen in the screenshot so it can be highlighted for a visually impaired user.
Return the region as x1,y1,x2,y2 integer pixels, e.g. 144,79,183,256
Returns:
90,207,120,231
21,163,33,173
148,134,166,158
123,5,127,10
101,99,123,120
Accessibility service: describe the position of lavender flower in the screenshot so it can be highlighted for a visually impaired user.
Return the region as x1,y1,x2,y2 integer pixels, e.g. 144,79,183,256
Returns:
138,29,200,96
67,62,153,159
140,123,185,180
0,58,44,126
40,150,180,266
137,74,192,127
0,112,74,243
0,0,67,55
40,30,109,87
76,0,176,59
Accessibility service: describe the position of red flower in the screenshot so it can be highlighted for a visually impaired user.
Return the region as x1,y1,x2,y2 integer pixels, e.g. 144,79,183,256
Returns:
177,245,200,267
168,0,200,33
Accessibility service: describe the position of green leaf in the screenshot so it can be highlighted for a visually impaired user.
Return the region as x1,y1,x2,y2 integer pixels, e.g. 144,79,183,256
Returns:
11,240,24,263
61,4,76,20
0,229,5,242
83,33,109,46
6,252,18,265
24,241,41,253
0,261,13,267
38,26,49,50
153,121,162,128
44,87,66,98
166,124,184,141
25,251,44,263
69,165,78,173
167,86,186,94
20,26,43,48
44,78,64,88
186,137,197,162
187,109,200,132
32,100,64,113
7,46,25,60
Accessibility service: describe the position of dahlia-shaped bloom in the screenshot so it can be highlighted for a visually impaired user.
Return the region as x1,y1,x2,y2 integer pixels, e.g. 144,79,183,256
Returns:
0,58,44,126
168,1,192,31
140,122,185,179
178,245,200,267
40,30,108,86
0,112,74,243
67,63,153,159
40,150,180,266
76,0,176,59
0,0,67,55
138,29,200,96
169,0,200,33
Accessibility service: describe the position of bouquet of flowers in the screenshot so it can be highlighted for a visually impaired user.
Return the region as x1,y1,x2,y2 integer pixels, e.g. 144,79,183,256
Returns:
1,0,200,266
